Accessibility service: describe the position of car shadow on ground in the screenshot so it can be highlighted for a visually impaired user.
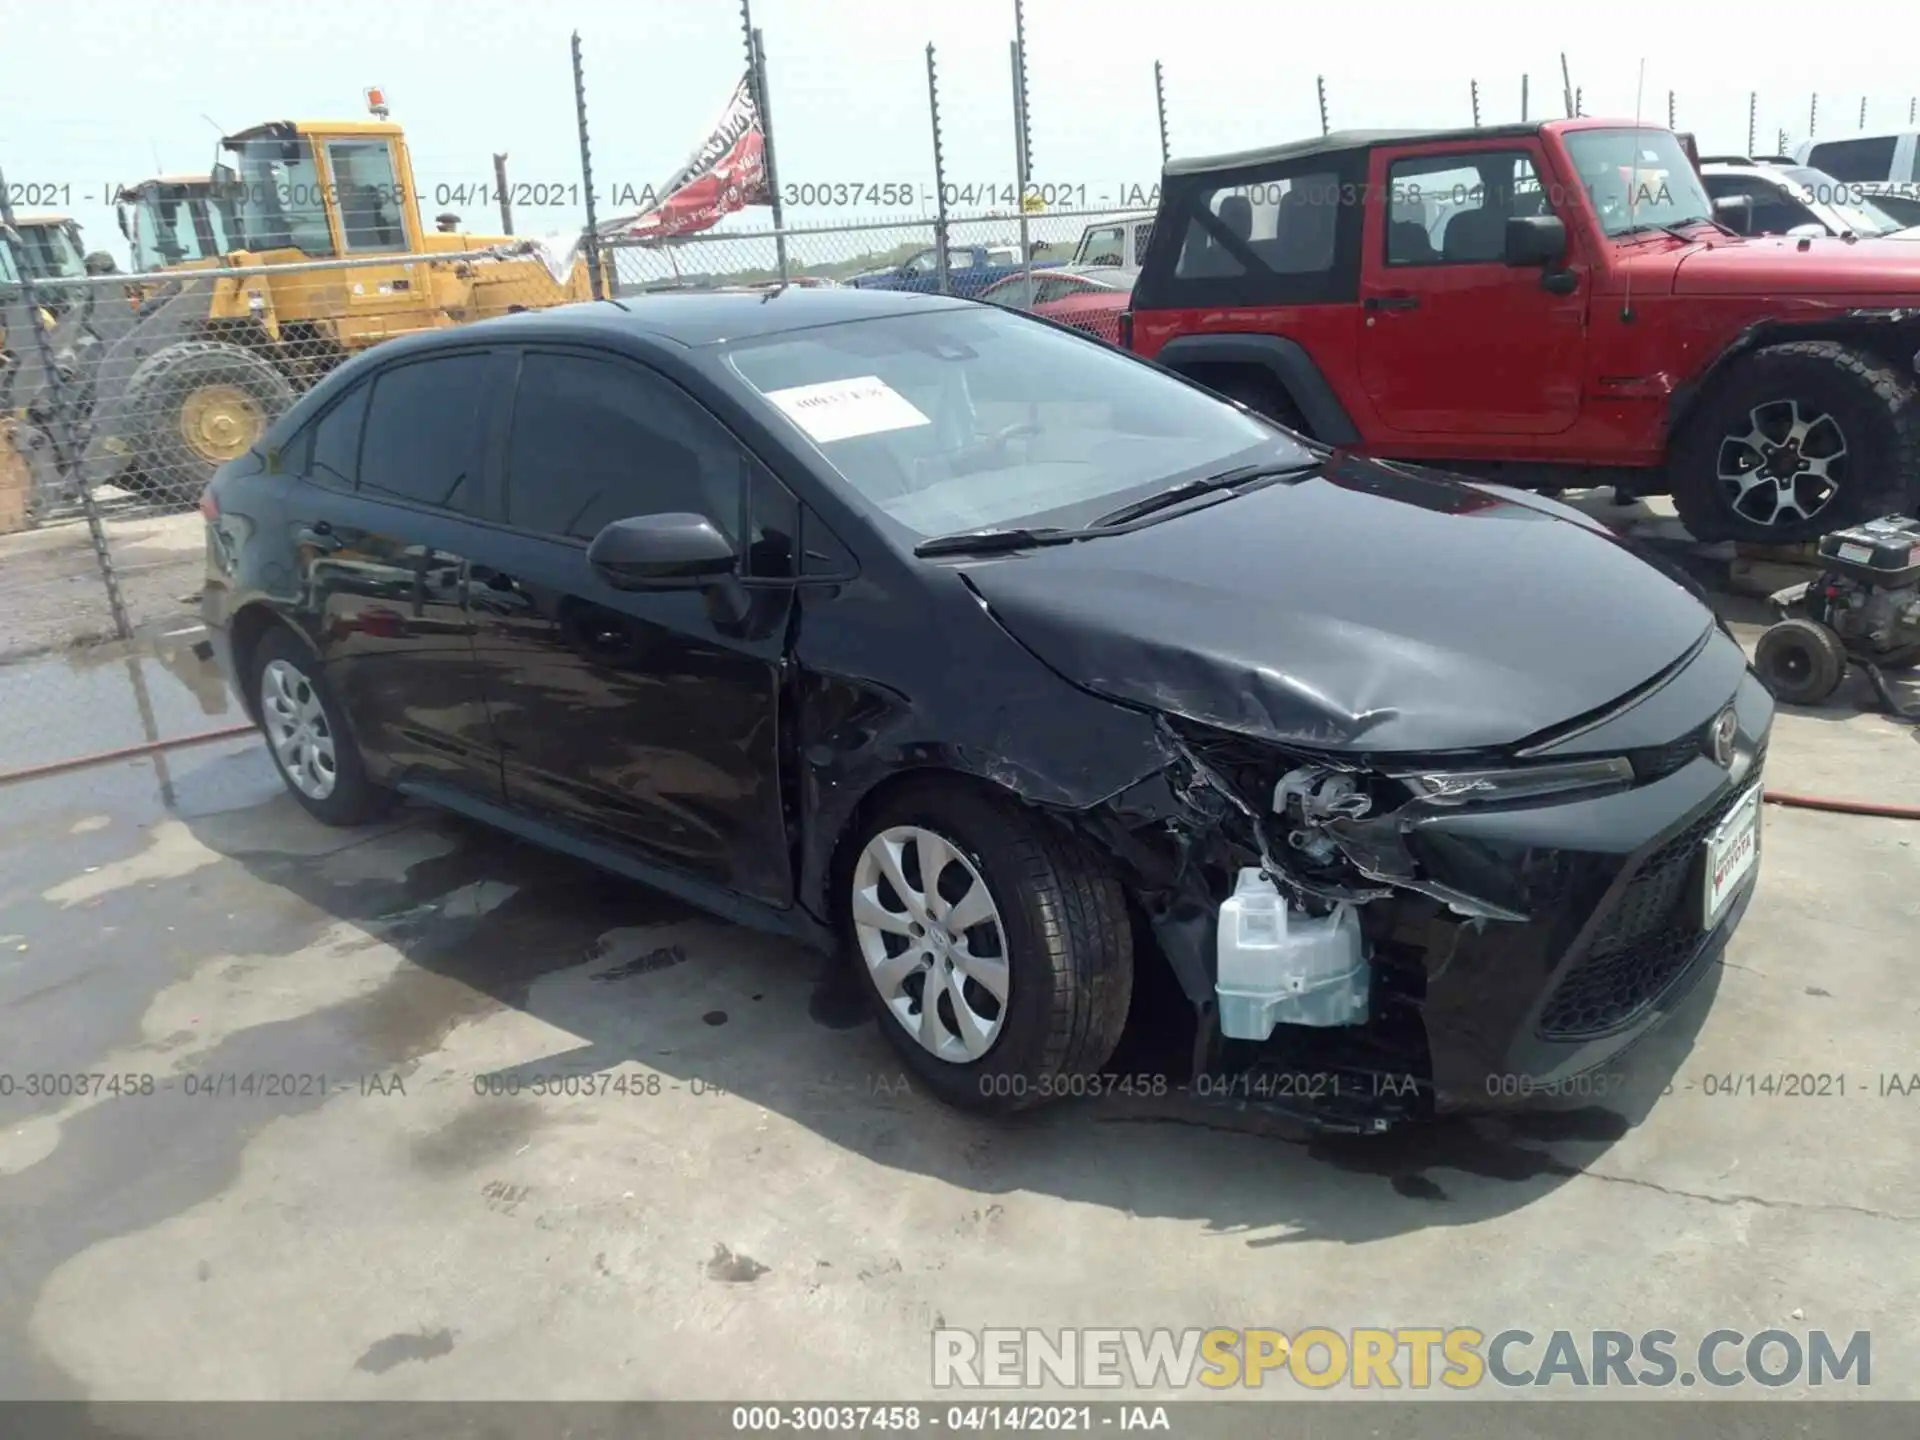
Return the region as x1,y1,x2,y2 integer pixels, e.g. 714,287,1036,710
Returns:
162,762,1722,1252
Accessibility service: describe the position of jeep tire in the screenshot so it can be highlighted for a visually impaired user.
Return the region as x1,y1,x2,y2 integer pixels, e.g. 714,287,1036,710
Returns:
1670,340,1917,545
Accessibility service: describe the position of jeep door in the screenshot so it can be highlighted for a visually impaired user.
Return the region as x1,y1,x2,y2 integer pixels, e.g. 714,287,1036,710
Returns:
1357,142,1587,436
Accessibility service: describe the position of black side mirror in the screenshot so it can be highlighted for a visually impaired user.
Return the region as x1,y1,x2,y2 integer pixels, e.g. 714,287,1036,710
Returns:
1504,214,1567,267
587,513,737,590
1712,195,1756,234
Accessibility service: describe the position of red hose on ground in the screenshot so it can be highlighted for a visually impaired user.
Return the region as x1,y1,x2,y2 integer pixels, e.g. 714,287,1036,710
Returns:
0,724,258,787
1762,789,1920,822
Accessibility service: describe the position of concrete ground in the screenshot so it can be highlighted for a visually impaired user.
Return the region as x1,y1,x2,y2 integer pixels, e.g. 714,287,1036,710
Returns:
0,610,1916,1405
0,505,206,664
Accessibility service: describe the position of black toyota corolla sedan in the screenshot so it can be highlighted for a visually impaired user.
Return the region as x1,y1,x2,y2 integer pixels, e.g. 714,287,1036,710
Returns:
201,287,1771,1129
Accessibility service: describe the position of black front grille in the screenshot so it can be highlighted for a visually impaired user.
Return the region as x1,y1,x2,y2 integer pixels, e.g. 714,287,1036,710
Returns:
1628,723,1706,783
1537,786,1747,1040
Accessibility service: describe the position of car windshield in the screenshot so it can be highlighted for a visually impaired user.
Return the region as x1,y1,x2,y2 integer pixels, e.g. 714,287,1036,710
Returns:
724,306,1298,539
1564,128,1715,237
1782,167,1904,236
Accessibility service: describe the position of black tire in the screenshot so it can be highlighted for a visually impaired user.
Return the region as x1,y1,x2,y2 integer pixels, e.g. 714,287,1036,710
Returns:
1755,617,1848,705
128,341,296,506
1669,341,1917,545
840,778,1134,1114
248,626,393,827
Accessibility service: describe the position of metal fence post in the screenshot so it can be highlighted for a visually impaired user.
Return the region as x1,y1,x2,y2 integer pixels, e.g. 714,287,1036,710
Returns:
1521,74,1529,122
1154,61,1171,164
570,32,606,300
740,0,789,283
927,43,952,295
493,153,514,235
1471,80,1481,128
1316,76,1329,137
1010,0,1035,305
0,164,132,641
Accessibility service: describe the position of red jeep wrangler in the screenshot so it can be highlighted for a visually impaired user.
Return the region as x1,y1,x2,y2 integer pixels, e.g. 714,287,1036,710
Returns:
1124,118,1920,543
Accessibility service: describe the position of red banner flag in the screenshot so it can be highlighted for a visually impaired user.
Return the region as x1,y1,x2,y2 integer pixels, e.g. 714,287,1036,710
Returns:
607,72,771,242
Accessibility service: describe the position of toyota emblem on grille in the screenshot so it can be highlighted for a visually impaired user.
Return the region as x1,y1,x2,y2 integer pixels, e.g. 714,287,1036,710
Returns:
1709,708,1738,768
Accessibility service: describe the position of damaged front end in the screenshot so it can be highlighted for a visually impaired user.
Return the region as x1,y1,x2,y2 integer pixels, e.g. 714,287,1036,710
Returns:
1066,700,1760,1133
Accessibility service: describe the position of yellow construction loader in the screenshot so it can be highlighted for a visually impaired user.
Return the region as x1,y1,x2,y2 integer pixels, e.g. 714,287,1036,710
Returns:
68,97,610,505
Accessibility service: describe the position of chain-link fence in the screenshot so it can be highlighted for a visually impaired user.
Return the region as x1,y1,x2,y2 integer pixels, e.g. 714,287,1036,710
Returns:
1,238,608,780
2,202,1151,780
606,204,1147,345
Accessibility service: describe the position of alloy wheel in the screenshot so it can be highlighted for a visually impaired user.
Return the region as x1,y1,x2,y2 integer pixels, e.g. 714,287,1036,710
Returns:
259,658,338,800
850,825,1011,1063
1714,398,1848,530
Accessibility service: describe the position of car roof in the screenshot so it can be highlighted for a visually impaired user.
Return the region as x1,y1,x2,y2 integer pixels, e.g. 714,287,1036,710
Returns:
1163,122,1545,176
399,287,978,353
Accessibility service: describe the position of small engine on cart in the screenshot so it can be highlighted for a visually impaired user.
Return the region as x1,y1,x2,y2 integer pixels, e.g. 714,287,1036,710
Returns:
1755,514,1920,712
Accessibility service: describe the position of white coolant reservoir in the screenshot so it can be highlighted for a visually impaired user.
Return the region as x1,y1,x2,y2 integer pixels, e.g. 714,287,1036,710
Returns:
1215,868,1369,1041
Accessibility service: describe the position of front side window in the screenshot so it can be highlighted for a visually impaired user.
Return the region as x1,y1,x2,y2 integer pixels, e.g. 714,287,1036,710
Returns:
1562,128,1716,237
327,140,408,253
227,137,333,257
725,305,1298,540
502,352,747,543
358,353,491,510
1386,151,1543,265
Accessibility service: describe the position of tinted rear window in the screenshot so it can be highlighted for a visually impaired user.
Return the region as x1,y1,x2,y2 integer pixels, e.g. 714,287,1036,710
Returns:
357,353,491,511
1806,136,1899,183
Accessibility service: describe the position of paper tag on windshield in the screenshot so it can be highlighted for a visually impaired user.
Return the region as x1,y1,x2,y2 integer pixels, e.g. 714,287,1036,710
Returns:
764,376,931,443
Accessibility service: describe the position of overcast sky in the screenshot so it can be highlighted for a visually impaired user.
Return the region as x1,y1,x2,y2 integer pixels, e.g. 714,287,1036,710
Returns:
6,0,1916,266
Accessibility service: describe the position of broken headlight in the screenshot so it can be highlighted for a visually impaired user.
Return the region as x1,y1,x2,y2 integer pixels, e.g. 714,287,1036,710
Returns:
1389,756,1634,808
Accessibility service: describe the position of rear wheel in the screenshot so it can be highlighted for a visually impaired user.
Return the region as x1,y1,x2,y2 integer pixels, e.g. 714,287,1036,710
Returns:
1755,617,1848,705
1195,368,1311,438
1670,341,1917,544
128,341,295,506
249,627,392,826
841,780,1133,1113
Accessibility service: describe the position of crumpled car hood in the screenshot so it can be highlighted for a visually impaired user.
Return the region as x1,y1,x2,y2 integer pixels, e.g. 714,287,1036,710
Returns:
959,455,1713,754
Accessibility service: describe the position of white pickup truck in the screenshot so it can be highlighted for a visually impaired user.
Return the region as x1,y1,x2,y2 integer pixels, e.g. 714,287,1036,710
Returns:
1791,131,1920,226
1069,212,1154,274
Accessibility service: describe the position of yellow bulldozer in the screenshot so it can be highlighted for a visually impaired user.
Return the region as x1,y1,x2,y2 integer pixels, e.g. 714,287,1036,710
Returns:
36,96,610,508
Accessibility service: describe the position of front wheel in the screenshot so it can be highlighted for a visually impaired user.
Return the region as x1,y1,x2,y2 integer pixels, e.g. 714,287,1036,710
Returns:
1669,341,1917,545
841,780,1133,1113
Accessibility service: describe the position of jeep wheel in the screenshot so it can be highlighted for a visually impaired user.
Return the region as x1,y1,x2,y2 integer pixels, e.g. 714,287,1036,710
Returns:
1208,372,1310,438
129,342,296,507
1670,341,1916,545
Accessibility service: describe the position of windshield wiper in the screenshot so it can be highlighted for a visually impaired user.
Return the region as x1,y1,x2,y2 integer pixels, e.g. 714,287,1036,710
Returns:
913,526,1076,557
1087,461,1319,529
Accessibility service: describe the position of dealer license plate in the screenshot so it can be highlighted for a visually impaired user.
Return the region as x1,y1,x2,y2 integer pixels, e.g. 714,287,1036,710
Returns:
1703,784,1762,928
